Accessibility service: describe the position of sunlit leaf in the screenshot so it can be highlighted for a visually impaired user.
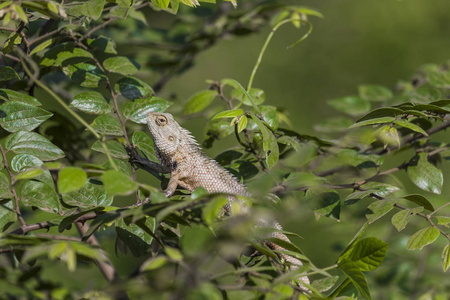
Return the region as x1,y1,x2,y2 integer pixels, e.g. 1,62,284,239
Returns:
123,97,172,124
102,170,138,195
19,180,61,213
90,115,123,136
0,101,53,132
6,131,65,161
114,76,154,99
0,89,41,106
70,92,113,115
58,167,87,194
406,226,440,250
407,153,443,194
103,56,139,75
183,90,217,115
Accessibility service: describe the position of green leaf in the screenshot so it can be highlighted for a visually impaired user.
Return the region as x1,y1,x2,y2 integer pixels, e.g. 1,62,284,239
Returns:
30,38,54,56
336,149,384,168
123,97,172,124
409,86,441,104
87,35,117,54
81,0,105,20
151,0,171,9
0,101,53,132
327,96,371,117
2,32,21,54
283,172,326,189
306,187,340,220
393,120,428,136
103,56,139,75
365,199,396,224
391,207,423,232
202,195,228,226
375,125,400,148
350,117,396,128
63,63,106,88
442,244,450,272
165,246,183,261
0,199,16,229
91,140,128,159
0,89,41,106
116,217,155,256
114,77,154,99
212,109,243,119
19,180,61,213
356,107,404,123
90,115,123,136
203,119,235,148
102,170,138,196
63,179,113,208
260,105,278,130
338,237,388,271
391,210,410,232
132,131,156,161
0,172,12,199
183,90,217,115
41,43,93,67
141,256,167,271
70,92,113,115
407,153,443,194
436,216,450,227
11,154,43,172
361,182,399,197
338,260,371,299
311,276,339,293
13,4,28,22
231,88,265,106
250,114,279,169
58,167,87,194
424,65,450,89
237,115,248,133
6,131,65,161
0,66,20,81
406,226,440,250
402,194,434,211
358,85,393,102
15,168,42,180
221,78,260,111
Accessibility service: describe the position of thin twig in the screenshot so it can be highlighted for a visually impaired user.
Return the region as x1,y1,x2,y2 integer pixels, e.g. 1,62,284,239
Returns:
0,144,26,227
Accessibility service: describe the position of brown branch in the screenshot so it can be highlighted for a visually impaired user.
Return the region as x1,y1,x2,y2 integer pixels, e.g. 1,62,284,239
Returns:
316,119,449,178
75,222,117,282
394,203,450,242
29,27,64,46
10,212,99,235
80,17,118,42
0,53,20,62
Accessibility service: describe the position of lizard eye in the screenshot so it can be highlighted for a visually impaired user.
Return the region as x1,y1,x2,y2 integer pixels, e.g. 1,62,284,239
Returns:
168,136,174,142
155,115,168,126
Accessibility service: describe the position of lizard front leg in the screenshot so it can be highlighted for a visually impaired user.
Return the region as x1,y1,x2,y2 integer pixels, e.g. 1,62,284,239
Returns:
164,172,181,197
129,147,171,175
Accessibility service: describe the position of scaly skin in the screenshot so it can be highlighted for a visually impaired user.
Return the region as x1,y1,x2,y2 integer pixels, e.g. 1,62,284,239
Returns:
133,112,309,291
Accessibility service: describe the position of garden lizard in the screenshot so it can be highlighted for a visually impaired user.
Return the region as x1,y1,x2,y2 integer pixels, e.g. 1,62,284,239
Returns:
132,112,309,290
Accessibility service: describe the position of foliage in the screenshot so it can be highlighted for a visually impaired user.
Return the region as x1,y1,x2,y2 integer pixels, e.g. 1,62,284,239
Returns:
0,0,449,299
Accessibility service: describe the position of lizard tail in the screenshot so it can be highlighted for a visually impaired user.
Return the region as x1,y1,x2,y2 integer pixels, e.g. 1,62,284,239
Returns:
267,236,310,294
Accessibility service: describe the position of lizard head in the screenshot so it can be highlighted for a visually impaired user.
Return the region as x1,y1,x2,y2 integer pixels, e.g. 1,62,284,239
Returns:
146,112,185,158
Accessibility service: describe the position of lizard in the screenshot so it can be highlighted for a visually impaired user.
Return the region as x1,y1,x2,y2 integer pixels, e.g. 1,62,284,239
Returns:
132,112,310,291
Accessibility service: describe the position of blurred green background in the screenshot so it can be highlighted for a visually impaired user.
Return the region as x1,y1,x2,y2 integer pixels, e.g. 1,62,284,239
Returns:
156,0,450,297
8,0,450,298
